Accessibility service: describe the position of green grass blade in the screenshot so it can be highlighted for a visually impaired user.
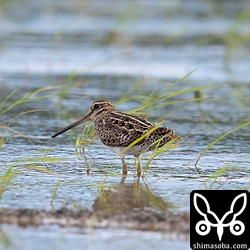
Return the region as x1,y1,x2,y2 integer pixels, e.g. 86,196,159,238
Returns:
205,165,229,190
0,87,21,113
195,121,250,172
51,181,60,208
121,120,165,154
0,165,20,199
0,86,60,115
158,85,212,101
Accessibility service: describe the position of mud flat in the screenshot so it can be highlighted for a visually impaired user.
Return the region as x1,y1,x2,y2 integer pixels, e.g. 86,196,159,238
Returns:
0,208,189,239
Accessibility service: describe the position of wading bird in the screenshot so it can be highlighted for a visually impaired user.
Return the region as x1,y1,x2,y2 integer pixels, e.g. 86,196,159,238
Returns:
52,100,177,177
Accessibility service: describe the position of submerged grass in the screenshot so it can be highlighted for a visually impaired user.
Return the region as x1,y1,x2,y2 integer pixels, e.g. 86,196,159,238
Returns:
118,71,212,118
202,165,230,190
193,121,250,190
0,165,20,199
0,86,62,149
0,86,60,116
0,85,64,199
142,136,179,177
13,155,64,174
201,164,250,191
0,109,49,149
195,121,250,173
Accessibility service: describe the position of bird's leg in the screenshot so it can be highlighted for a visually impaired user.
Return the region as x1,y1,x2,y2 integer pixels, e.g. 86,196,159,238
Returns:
119,176,126,186
121,156,128,178
136,156,141,177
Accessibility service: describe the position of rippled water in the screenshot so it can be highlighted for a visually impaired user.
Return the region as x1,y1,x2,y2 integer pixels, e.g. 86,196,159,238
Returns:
1,224,190,250
0,0,250,249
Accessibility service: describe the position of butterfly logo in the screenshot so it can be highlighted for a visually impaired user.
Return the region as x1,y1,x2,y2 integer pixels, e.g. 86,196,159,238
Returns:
193,193,247,241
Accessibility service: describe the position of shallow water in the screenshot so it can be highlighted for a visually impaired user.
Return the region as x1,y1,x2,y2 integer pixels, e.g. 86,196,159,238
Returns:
1,224,189,250
0,0,250,249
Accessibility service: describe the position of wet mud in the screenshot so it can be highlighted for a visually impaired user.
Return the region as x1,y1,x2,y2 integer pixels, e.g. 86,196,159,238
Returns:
0,178,189,239
0,208,189,239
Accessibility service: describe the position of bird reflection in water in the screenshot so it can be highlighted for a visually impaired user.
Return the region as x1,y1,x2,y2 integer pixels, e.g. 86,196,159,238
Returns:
92,177,173,214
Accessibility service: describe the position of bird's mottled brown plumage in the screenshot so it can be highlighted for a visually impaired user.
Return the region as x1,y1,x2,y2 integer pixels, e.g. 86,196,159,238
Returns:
52,100,177,177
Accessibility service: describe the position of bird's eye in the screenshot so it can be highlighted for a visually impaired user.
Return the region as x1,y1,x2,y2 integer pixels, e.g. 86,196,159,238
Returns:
94,104,101,109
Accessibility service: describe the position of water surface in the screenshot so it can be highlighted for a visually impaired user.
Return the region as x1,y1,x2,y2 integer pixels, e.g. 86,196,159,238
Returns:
0,0,250,249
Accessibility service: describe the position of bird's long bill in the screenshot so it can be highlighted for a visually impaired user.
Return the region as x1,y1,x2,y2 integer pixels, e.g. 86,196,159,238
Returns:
51,114,90,138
